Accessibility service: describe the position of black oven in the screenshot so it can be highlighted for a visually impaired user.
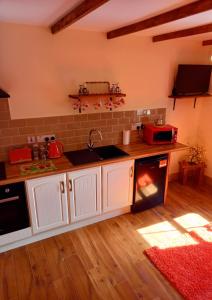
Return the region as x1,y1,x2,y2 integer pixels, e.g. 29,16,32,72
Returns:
0,182,30,235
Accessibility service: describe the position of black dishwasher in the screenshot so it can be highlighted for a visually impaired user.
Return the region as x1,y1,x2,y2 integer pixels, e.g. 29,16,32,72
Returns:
131,154,168,213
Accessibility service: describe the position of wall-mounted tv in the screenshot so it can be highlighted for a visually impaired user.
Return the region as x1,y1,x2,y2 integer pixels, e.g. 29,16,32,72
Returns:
172,64,212,96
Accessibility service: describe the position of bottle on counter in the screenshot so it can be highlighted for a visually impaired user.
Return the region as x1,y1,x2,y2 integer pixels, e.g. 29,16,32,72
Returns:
32,144,39,160
79,85,84,95
39,144,48,161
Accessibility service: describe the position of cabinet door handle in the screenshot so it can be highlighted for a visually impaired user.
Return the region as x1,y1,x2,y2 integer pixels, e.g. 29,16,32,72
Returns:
69,180,72,192
60,181,65,193
130,166,134,177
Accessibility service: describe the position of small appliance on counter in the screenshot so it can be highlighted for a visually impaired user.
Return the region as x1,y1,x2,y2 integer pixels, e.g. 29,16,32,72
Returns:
47,137,64,159
143,124,178,145
9,146,32,164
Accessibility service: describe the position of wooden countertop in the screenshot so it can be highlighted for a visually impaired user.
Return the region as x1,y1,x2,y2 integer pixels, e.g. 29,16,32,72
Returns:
0,142,188,186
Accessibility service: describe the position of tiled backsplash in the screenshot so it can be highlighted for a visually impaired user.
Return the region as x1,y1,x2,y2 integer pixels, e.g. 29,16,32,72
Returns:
0,99,166,161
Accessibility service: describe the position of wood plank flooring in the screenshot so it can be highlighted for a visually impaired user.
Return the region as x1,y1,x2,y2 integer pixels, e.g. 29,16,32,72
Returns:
0,181,211,300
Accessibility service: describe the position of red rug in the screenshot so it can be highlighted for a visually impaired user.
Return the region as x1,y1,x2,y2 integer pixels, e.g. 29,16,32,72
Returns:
145,238,212,300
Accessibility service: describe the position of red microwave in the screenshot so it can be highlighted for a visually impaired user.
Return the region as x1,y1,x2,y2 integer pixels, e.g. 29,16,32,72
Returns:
143,124,178,145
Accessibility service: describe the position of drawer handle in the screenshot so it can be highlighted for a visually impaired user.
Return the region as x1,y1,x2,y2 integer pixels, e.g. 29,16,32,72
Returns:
0,196,19,204
60,181,65,194
130,166,134,178
69,180,72,192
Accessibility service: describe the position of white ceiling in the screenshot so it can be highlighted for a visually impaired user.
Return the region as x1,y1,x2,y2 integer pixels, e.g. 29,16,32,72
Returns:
0,0,80,26
0,0,211,37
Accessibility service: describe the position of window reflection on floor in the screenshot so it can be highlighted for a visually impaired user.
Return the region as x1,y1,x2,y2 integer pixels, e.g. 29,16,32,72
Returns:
137,213,211,249
174,213,212,243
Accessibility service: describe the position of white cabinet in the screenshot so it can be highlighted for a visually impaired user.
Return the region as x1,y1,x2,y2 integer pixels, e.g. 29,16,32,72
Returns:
68,167,101,223
26,173,69,234
102,160,134,213
26,160,133,233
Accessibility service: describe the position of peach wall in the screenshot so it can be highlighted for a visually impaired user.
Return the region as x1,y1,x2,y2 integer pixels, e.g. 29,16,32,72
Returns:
196,47,212,178
0,22,210,175
0,22,207,119
166,99,202,175
197,99,212,178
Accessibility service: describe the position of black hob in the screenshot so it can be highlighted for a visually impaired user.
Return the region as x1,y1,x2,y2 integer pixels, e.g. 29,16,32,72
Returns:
0,162,6,180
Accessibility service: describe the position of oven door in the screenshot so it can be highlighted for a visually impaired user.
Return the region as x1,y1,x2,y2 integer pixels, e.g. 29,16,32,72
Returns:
0,182,30,235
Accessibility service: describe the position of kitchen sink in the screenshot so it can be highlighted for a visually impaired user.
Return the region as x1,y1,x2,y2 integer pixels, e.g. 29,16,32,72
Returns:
94,145,128,160
64,145,129,166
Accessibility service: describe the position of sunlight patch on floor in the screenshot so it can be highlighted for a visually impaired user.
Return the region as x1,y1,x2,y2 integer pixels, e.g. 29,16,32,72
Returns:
137,220,197,249
174,213,209,229
174,213,212,243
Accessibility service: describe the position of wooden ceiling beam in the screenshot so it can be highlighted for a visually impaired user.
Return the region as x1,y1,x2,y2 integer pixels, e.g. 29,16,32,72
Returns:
51,0,110,34
107,0,212,39
152,23,212,42
202,39,212,46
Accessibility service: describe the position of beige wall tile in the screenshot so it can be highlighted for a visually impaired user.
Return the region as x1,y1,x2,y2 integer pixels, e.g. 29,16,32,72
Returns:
0,105,166,161
19,127,35,134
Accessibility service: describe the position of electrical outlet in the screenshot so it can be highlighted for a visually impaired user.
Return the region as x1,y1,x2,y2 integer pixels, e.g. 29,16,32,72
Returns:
143,109,151,115
27,136,36,144
136,109,143,116
131,122,141,130
37,134,56,143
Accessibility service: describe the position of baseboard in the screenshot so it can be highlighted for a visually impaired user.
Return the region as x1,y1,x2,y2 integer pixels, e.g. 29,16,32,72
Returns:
0,228,32,247
0,206,130,253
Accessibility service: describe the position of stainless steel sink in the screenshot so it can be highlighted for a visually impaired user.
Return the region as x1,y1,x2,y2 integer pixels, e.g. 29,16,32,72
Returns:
64,145,129,166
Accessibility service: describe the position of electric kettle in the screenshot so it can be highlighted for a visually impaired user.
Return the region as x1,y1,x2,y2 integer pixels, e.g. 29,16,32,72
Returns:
47,137,63,159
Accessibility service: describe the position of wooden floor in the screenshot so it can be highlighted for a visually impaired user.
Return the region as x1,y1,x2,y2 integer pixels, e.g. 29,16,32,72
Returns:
1,181,212,300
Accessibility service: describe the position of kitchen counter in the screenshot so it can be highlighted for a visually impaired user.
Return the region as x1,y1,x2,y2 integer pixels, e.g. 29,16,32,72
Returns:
0,142,188,186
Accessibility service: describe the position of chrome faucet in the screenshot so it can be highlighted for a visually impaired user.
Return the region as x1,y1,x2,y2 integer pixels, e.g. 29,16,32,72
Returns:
87,128,103,149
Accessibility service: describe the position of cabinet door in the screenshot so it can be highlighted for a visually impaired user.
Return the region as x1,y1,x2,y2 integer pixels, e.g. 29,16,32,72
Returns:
26,174,69,234
102,160,134,213
68,167,101,223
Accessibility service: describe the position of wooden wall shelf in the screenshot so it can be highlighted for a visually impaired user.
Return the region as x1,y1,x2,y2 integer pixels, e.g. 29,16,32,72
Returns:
169,93,211,110
69,93,126,99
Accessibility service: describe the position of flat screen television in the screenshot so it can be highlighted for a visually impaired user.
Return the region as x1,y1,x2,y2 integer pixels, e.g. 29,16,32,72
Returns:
172,64,212,96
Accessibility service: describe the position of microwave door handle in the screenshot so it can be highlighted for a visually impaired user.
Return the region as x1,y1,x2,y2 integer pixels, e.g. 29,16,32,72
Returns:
172,128,174,140
0,196,19,204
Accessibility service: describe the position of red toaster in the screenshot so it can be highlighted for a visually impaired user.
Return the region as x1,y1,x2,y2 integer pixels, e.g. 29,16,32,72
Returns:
9,147,32,164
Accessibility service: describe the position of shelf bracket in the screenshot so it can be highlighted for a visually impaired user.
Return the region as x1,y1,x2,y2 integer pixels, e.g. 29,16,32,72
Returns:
173,98,176,110
109,96,113,111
